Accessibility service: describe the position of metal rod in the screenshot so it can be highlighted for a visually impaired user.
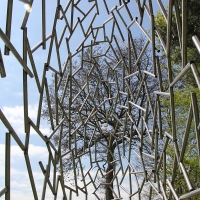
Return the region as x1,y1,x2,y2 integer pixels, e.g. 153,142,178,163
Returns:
191,63,200,89
170,61,193,87
5,133,10,200
0,187,7,197
4,0,13,55
192,35,200,54
42,0,46,49
0,49,6,78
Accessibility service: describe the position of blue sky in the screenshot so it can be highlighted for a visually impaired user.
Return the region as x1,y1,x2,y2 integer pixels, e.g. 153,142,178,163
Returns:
0,0,167,199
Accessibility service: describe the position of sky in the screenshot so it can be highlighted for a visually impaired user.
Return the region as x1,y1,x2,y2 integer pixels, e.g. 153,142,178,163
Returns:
0,0,167,199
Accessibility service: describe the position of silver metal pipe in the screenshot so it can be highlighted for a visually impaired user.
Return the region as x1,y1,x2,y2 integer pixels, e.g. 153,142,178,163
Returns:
191,93,200,164
48,118,65,139
0,48,6,78
134,40,150,67
170,61,192,87
155,28,166,54
155,56,163,91
31,34,52,53
26,38,41,92
180,103,193,162
179,188,200,199
0,187,7,197
166,0,173,57
112,14,125,41
44,77,54,130
153,91,170,96
166,179,179,200
128,101,146,112
42,0,46,49
5,133,10,200
192,35,200,54
135,20,152,43
4,0,13,55
18,0,31,4
121,0,133,20
182,0,187,68
159,180,168,200
21,0,34,28
191,63,200,89
24,153,39,200
54,32,62,73
157,0,167,21
174,0,182,49
179,162,193,191
143,70,157,78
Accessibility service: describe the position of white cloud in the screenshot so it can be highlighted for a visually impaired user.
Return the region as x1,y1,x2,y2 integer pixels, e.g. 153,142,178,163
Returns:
0,143,55,200
0,144,48,164
0,143,138,200
1,105,50,135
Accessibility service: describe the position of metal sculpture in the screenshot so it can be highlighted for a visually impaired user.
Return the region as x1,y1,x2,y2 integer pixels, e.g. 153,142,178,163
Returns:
0,0,200,199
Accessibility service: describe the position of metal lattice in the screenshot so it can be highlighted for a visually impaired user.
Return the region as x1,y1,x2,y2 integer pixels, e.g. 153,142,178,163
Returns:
1,0,200,199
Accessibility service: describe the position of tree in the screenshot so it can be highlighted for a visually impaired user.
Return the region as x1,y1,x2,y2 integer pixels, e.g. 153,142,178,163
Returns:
42,35,159,200
154,0,200,198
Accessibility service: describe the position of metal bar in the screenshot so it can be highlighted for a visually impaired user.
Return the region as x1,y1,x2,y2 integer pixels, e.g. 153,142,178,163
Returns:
192,35,200,54
128,101,146,112
5,133,10,200
166,0,173,57
135,20,152,43
180,103,193,162
179,162,193,191
170,61,193,87
174,0,182,49
179,188,200,199
31,35,52,53
191,93,200,164
182,0,187,68
23,28,29,134
26,38,41,92
21,0,34,28
42,0,46,49
0,49,6,78
166,179,179,200
24,153,39,200
44,77,54,130
191,63,200,89
36,64,46,128
4,0,13,55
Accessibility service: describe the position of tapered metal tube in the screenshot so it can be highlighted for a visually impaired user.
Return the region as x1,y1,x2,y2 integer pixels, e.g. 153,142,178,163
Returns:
192,35,200,54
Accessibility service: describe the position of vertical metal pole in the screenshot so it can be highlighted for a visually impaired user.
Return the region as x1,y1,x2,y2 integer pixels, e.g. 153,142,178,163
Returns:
182,0,187,68
4,0,13,55
23,27,29,134
5,132,10,200
191,93,200,164
42,0,46,49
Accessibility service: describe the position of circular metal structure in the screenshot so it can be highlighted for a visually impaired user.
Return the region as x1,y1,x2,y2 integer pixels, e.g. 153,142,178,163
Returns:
0,0,200,199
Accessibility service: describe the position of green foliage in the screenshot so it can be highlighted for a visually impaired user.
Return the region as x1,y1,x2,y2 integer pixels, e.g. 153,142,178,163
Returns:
155,0,200,197
155,0,200,87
